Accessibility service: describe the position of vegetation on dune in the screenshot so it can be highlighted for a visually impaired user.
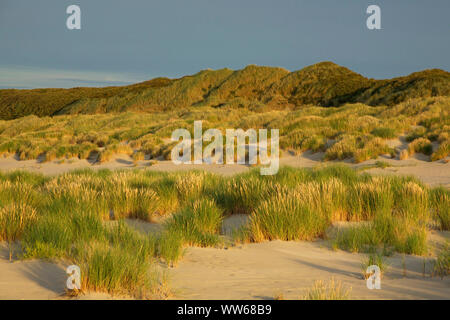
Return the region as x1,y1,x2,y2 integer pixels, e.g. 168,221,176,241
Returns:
265,62,372,107
0,77,172,120
0,62,448,120
0,166,448,296
361,252,388,279
357,69,450,106
0,62,448,298
165,198,223,247
277,277,352,300
301,278,351,300
0,96,449,163
429,187,450,230
0,62,448,164
249,192,330,241
332,214,429,255
432,243,450,278
201,65,289,108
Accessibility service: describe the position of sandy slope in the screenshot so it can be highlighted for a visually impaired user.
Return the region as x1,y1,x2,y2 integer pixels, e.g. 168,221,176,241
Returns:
170,239,450,300
0,244,132,300
1,227,448,300
363,159,450,189
169,220,450,300
0,244,67,300
0,155,250,176
0,149,449,300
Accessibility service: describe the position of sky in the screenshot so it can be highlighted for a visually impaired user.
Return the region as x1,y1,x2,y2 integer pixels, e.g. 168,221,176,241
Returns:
0,0,449,88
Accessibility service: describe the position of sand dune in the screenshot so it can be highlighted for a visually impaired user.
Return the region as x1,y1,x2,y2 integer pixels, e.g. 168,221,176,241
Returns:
0,244,67,300
0,150,448,300
1,226,448,300
0,244,132,300
170,239,450,300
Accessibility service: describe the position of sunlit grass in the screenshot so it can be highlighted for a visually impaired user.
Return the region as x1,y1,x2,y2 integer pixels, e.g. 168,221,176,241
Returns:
0,165,448,297
301,278,351,300
0,96,448,164
165,198,223,247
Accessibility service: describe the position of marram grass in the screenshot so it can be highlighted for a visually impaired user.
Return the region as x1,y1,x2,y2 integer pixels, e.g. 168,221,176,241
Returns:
1,96,449,164
165,198,223,247
0,165,448,297
301,278,351,300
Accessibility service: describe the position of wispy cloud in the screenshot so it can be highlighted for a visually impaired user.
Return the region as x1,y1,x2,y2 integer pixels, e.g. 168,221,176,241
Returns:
0,65,149,89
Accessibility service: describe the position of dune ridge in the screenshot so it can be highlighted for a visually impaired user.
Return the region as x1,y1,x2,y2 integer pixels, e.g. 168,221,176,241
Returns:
1,62,449,120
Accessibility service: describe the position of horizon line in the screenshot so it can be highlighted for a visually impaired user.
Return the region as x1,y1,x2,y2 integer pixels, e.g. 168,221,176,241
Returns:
0,62,448,90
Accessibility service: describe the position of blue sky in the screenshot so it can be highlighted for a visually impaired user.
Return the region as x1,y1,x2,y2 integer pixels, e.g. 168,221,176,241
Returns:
0,0,449,88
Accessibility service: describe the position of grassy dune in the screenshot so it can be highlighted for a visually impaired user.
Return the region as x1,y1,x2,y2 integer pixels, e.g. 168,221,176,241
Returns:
1,62,448,164
0,96,449,163
1,62,449,120
0,166,449,297
0,62,449,298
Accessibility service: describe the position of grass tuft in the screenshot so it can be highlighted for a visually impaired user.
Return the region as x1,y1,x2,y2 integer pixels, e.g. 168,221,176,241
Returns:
301,278,351,300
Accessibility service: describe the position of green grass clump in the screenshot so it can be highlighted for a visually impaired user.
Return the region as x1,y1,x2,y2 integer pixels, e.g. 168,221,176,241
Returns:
346,178,394,221
374,160,391,168
333,214,428,255
361,252,389,279
301,278,351,300
408,138,433,156
132,151,146,162
22,207,106,259
165,198,223,247
0,203,37,260
175,171,209,201
406,127,427,142
22,209,169,297
108,186,159,221
249,192,330,241
324,135,392,163
371,127,397,139
431,141,450,161
211,174,276,214
72,222,164,298
156,231,184,267
152,177,180,215
75,243,155,297
0,203,37,242
429,187,450,230
432,243,449,279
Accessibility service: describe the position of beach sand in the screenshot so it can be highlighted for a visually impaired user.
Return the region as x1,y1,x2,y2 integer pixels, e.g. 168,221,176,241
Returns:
1,224,448,300
0,150,449,300
170,237,450,300
1,235,449,300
